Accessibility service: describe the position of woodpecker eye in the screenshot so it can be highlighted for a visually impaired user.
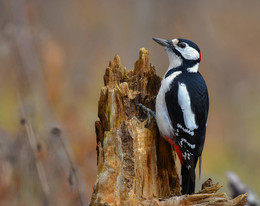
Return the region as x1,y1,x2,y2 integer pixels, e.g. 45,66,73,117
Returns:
178,42,186,49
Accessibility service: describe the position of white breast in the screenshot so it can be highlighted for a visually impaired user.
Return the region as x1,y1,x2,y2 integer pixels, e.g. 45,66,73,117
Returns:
155,71,182,138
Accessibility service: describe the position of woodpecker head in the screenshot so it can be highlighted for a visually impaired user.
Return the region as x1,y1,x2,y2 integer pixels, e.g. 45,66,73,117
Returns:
153,37,201,72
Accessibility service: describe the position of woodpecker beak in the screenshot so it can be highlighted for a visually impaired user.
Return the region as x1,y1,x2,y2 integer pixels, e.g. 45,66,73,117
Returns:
152,37,171,47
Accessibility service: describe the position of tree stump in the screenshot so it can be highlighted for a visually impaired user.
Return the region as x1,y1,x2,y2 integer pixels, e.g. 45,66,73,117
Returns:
90,48,247,206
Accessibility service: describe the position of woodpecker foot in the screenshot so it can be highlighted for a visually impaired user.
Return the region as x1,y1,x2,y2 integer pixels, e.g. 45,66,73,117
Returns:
137,103,156,127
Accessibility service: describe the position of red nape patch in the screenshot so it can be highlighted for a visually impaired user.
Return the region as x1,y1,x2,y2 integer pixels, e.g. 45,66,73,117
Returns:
199,52,202,61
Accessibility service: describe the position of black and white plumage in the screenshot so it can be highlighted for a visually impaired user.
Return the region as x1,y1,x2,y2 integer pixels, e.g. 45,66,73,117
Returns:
153,37,209,194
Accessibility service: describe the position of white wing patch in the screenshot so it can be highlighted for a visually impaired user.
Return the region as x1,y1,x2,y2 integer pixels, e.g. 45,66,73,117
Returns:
178,82,198,131
187,63,199,73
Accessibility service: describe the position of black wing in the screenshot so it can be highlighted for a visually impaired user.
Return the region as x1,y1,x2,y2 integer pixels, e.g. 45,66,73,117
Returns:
165,72,209,181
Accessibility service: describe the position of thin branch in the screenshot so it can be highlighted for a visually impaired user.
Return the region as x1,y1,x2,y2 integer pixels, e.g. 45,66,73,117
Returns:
19,112,50,203
227,171,259,206
51,127,87,206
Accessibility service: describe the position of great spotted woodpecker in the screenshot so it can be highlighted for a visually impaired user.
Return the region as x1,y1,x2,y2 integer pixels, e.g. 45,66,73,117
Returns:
153,37,209,194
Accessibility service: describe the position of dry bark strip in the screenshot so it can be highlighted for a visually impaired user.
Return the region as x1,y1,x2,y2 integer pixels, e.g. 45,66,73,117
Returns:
90,48,246,206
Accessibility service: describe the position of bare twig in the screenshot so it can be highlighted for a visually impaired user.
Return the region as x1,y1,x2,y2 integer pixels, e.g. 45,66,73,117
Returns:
227,171,259,206
51,127,87,206
19,111,50,203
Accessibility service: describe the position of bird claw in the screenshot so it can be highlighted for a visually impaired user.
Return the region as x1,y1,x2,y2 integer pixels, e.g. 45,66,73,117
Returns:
137,103,156,127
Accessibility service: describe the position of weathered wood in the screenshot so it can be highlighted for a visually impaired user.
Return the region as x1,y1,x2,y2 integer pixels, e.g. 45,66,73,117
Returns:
90,48,247,206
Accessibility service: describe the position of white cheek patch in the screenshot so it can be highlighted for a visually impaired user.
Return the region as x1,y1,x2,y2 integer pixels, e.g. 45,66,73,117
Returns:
178,82,198,131
176,46,200,61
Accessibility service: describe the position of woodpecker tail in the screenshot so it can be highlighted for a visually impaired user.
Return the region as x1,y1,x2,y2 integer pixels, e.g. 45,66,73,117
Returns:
181,164,195,194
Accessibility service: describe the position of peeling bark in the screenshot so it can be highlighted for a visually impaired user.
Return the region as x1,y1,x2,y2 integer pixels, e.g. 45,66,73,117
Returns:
90,48,247,206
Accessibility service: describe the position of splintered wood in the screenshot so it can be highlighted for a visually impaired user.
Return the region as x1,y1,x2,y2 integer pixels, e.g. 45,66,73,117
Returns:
90,48,247,206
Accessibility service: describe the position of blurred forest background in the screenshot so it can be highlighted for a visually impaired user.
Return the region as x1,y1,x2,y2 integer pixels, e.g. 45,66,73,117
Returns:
0,0,260,205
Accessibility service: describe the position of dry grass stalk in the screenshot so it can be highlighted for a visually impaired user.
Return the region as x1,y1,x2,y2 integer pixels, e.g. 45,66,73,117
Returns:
50,127,87,206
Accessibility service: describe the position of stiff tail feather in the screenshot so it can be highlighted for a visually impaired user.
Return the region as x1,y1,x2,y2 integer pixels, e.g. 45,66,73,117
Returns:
181,164,195,194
